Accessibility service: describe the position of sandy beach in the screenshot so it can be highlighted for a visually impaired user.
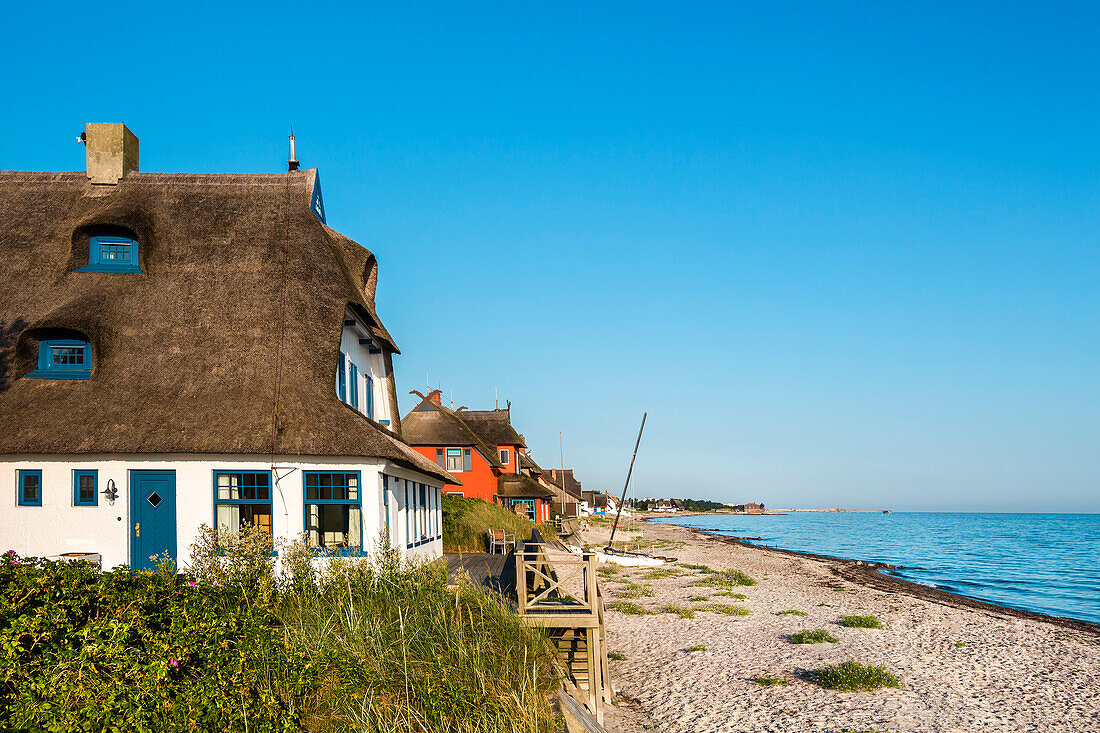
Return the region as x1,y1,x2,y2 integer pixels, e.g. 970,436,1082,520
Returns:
579,517,1100,733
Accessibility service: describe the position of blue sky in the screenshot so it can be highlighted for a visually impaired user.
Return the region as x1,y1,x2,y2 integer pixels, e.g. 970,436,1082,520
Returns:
3,2,1097,511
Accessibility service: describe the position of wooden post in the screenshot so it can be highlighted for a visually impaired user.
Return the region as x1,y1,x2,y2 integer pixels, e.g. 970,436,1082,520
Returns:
516,547,527,614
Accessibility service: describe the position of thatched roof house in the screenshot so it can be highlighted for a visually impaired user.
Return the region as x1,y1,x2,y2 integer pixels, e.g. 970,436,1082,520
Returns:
0,123,453,571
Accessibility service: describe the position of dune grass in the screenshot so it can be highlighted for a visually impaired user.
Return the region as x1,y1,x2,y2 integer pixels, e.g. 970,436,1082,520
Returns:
841,614,885,629
608,652,627,661
806,661,901,691
660,603,696,619
695,569,756,590
442,493,534,552
679,563,714,572
777,609,808,616
790,628,838,644
644,567,685,579
617,581,654,599
607,601,651,615
700,603,751,616
751,675,790,687
688,595,709,602
715,591,748,599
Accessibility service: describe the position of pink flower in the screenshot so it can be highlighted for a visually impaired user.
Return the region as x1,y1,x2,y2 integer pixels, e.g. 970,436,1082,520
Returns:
169,658,179,668
186,581,198,589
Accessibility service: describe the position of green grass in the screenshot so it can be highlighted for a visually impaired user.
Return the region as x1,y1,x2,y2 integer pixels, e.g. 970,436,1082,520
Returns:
607,601,651,615
790,628,838,644
777,609,808,616
700,603,751,616
597,564,622,577
608,651,627,661
688,595,709,602
679,563,713,572
751,675,790,687
806,660,901,691
660,603,696,619
695,569,757,590
955,641,967,648
442,493,534,552
715,591,748,599
643,567,685,579
617,581,654,599
687,645,706,652
841,614,885,629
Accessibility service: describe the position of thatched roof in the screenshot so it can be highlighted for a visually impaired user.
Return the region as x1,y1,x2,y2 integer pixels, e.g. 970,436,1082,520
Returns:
546,468,583,500
497,473,554,499
402,394,526,471
0,169,452,483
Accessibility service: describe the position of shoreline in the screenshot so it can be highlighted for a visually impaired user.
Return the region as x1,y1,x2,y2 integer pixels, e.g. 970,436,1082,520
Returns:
643,513,1100,635
587,518,1100,733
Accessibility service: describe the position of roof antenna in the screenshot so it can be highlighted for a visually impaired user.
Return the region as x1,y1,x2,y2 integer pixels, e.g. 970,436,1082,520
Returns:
288,126,300,172
495,387,498,410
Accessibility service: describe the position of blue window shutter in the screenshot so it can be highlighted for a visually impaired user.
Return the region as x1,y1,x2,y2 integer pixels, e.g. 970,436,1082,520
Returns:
337,352,346,402
349,362,359,409
435,449,444,467
365,375,374,419
463,448,472,472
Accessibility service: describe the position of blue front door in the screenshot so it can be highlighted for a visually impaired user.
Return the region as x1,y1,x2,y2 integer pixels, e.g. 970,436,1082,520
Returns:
130,470,177,571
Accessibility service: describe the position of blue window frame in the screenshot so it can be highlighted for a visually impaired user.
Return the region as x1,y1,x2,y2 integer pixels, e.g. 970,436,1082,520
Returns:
213,471,273,537
365,375,374,419
77,235,141,273
337,352,347,402
73,469,97,506
17,470,42,507
26,339,92,379
349,362,359,409
303,471,362,553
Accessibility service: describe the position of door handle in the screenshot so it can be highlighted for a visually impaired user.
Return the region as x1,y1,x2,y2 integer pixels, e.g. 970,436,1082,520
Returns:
135,522,140,537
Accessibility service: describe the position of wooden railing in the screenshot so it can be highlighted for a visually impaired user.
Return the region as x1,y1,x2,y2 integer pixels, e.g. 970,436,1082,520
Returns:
516,544,611,724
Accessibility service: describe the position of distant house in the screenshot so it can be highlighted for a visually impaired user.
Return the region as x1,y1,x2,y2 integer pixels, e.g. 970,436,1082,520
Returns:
0,123,455,571
743,502,764,514
646,498,684,513
542,466,583,517
401,392,552,522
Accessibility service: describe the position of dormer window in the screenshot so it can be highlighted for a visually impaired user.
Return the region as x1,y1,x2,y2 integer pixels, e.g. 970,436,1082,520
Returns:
78,234,141,273
27,338,92,379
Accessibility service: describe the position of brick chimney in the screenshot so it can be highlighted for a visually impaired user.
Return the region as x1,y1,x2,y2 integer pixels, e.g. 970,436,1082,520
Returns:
85,123,138,184
427,389,442,405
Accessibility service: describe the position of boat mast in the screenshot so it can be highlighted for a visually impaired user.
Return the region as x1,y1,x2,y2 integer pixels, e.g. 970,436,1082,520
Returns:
607,412,647,549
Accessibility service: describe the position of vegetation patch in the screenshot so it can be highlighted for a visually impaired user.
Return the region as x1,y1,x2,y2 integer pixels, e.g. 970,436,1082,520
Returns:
841,614,885,629
0,529,561,733
607,601,651,615
700,603,751,616
715,591,748,599
597,563,622,577
688,595,709,602
660,603,696,619
442,493,533,552
790,628,838,644
695,569,757,589
686,645,706,652
805,660,901,691
643,567,685,579
608,651,627,661
751,675,790,687
679,563,713,573
777,609,808,616
617,581,655,599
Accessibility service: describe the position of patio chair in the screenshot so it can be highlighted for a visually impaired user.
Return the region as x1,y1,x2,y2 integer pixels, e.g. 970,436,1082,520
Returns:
487,528,515,555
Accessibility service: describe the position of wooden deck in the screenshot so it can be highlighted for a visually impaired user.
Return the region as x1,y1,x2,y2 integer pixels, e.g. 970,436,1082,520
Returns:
444,551,514,594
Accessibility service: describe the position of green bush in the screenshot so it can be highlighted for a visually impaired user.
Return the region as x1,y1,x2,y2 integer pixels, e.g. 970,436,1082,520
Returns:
841,614,885,629
0,530,561,733
442,493,534,552
790,628,838,644
807,660,900,691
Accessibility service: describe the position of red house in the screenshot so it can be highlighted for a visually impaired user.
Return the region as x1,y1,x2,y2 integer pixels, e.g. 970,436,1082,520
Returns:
401,391,552,522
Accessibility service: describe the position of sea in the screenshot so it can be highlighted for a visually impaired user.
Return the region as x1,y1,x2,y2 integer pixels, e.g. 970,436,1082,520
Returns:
653,512,1100,626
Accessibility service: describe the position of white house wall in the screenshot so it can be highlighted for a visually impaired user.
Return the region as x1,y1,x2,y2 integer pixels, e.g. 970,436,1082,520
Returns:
339,311,393,427
0,454,443,570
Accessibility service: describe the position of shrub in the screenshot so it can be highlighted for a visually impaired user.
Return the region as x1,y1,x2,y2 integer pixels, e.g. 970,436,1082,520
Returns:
751,675,789,686
777,609,808,616
695,569,756,589
806,661,901,691
841,614,885,629
790,628,838,644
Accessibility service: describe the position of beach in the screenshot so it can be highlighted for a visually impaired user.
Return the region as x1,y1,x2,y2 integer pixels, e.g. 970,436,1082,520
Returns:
582,518,1100,733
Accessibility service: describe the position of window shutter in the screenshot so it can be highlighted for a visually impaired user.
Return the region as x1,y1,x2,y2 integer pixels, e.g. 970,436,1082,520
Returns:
463,448,472,472
365,375,374,419
349,363,359,409
338,352,347,402
435,448,444,467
